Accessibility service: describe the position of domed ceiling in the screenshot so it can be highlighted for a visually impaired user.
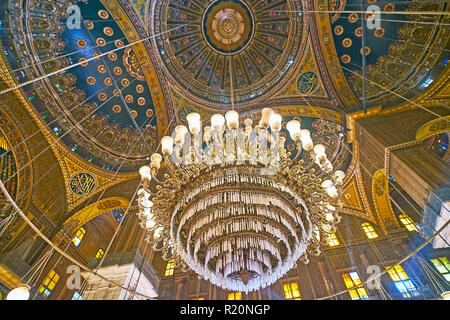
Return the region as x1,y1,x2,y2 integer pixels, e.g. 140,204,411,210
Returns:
0,0,448,172
151,0,305,107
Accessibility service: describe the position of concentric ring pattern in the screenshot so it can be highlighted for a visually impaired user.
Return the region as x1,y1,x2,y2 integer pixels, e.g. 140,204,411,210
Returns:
151,0,304,107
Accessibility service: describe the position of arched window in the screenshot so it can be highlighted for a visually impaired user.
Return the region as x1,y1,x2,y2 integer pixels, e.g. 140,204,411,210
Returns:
96,248,105,259
165,259,175,276
72,227,85,247
112,208,124,223
38,270,59,297
398,214,418,232
361,223,378,239
430,257,450,281
283,282,301,300
228,292,242,300
326,233,340,247
342,271,368,300
386,265,419,298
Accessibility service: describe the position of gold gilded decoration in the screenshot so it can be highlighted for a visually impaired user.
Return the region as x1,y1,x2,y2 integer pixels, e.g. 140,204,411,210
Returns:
85,20,94,30
86,76,96,85
96,37,106,47
360,46,371,55
115,39,124,48
374,28,385,38
79,57,88,67
137,97,146,106
98,64,107,73
123,47,145,81
334,25,344,36
125,94,134,103
98,92,108,101
297,72,319,94
108,52,118,61
103,26,114,36
113,66,123,76
372,169,399,230
76,39,87,49
69,172,97,195
348,12,358,23
146,109,154,117
112,104,122,113
416,116,450,141
104,77,113,86
341,54,351,64
130,110,138,118
98,9,109,19
136,84,144,93
355,27,362,37
121,78,130,87
342,37,352,48
63,197,130,232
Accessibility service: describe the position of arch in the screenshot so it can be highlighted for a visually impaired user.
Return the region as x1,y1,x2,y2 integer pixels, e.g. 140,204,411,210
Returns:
63,197,130,232
372,169,400,231
415,116,450,141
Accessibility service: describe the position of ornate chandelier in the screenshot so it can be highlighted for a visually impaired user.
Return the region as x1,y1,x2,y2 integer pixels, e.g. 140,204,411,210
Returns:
135,108,346,292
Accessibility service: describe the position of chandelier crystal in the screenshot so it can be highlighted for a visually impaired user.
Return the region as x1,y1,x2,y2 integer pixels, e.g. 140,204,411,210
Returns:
136,109,345,292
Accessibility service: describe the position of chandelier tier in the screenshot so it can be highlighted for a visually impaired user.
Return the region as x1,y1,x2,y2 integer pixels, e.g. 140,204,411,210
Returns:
136,108,345,292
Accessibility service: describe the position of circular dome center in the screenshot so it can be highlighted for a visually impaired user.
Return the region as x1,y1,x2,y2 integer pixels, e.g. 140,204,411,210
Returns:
202,0,254,55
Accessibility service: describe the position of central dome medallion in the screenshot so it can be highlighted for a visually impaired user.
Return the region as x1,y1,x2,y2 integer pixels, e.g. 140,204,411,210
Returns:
202,1,255,55
151,0,305,107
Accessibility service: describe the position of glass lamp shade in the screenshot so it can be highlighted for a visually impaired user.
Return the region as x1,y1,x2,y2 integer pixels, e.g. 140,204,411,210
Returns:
211,114,225,130
203,126,212,142
186,112,201,134
260,108,274,128
326,185,338,198
325,213,335,223
174,125,188,145
299,129,313,151
6,285,30,300
150,153,163,170
146,219,156,229
321,180,333,190
225,111,239,130
161,136,174,155
334,170,346,185
313,144,327,163
269,113,282,132
154,226,164,240
139,166,152,181
286,120,301,140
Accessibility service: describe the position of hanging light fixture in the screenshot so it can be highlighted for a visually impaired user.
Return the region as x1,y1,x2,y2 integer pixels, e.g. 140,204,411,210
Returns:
134,107,346,292
6,284,30,300
134,32,346,292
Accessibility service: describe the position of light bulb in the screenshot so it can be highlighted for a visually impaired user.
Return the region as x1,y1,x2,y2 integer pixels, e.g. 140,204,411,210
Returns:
139,166,151,181
325,213,334,223
225,111,239,130
260,108,274,128
269,113,282,132
299,129,313,151
211,114,225,130
154,226,164,240
161,136,174,156
150,153,162,170
314,144,327,163
334,170,346,185
6,284,30,300
186,112,201,134
286,120,301,140
203,126,212,143
174,125,188,145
